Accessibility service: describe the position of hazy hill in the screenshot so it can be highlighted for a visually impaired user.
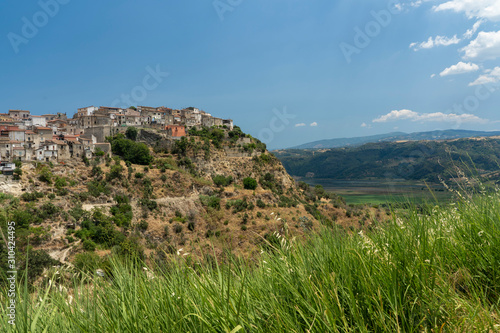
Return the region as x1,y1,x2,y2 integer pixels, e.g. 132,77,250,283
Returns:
274,137,500,183
288,129,500,149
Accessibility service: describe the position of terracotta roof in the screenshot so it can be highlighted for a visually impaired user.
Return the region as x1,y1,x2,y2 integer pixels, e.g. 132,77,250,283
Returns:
13,147,24,150
35,127,52,130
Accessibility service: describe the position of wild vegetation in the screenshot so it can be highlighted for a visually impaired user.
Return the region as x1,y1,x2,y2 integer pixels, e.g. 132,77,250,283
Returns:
3,126,499,331
1,126,366,295
1,187,499,331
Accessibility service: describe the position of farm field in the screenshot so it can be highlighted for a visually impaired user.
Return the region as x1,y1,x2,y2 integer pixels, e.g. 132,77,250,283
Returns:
300,178,454,205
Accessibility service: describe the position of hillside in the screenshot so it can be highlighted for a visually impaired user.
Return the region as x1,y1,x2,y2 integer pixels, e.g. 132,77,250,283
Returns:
275,137,500,183
288,129,500,149
0,126,384,286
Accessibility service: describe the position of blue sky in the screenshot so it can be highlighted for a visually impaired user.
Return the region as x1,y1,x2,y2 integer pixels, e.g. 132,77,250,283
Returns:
1,0,500,149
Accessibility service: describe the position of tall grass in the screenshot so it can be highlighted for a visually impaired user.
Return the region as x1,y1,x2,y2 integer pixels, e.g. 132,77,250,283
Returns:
2,191,500,332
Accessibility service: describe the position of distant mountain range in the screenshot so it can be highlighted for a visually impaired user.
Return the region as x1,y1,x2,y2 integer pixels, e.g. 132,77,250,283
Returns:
274,137,500,183
286,130,500,150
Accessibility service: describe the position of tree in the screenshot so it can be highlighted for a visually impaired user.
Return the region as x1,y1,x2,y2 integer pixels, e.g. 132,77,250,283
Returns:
243,177,257,190
109,135,152,165
126,127,138,141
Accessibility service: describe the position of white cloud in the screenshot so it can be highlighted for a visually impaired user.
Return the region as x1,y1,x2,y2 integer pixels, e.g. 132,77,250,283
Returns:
373,109,419,122
439,61,479,76
373,109,488,124
434,0,500,21
464,19,485,39
461,30,500,60
469,66,500,86
295,123,306,127
430,73,436,78
310,122,318,127
361,122,367,127
410,35,461,51
396,0,432,10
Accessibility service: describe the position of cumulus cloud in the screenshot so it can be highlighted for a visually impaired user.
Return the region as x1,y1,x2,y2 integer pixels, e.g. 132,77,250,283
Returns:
461,30,500,60
439,61,479,76
469,66,500,86
295,123,306,127
310,122,318,127
373,109,488,124
410,35,461,51
434,0,500,21
373,109,419,122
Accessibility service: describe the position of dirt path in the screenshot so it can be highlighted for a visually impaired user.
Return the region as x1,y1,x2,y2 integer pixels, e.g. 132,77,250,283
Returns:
49,246,73,265
82,203,114,211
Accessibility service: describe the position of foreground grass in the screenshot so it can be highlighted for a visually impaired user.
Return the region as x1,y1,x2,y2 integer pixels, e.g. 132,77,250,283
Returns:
2,192,500,332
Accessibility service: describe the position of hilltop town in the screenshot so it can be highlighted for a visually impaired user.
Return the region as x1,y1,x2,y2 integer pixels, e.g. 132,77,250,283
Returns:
0,106,233,170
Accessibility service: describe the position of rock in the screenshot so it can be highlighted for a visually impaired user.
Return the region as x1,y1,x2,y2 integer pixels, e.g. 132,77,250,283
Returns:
200,186,213,196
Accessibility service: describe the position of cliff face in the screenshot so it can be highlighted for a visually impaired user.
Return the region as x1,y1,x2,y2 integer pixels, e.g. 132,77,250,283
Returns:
2,126,383,275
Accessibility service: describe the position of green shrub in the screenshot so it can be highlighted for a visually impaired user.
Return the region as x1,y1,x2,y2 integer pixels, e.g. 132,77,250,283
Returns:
126,126,138,141
87,181,111,197
83,240,97,252
226,199,249,214
21,191,44,202
54,177,68,189
18,250,59,284
199,195,221,210
137,220,149,231
108,134,152,165
38,166,53,184
106,164,124,181
13,167,22,180
243,177,257,190
212,175,233,187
